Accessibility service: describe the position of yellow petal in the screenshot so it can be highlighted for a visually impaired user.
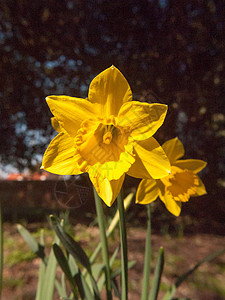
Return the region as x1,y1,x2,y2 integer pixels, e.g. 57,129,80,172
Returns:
160,193,182,216
192,177,207,196
118,101,168,141
41,132,82,175
46,95,99,136
162,137,184,164
90,173,125,206
127,137,171,179
136,178,159,204
173,159,207,174
89,148,134,181
88,66,132,117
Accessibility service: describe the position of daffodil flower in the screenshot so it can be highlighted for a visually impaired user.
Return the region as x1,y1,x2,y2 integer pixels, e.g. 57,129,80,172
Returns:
41,66,170,206
136,137,207,216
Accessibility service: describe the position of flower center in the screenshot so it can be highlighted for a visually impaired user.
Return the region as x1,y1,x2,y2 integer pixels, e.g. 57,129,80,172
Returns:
74,116,132,172
161,166,199,202
102,124,116,145
103,131,113,144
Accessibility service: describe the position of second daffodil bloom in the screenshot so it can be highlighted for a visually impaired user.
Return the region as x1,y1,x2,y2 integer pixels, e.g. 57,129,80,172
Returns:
41,66,171,206
136,137,207,216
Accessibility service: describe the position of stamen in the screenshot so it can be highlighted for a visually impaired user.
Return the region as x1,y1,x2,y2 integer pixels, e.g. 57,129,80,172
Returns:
103,131,113,144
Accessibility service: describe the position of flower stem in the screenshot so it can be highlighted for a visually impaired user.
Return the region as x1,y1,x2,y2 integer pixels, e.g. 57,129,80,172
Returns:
141,204,151,300
93,187,112,300
117,190,128,300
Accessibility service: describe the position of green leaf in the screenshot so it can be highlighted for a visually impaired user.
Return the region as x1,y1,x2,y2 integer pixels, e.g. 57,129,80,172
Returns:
111,260,136,279
50,215,91,272
80,274,95,300
98,246,120,291
40,234,60,300
149,247,164,300
112,278,120,299
35,230,46,300
50,215,100,299
92,263,104,281
162,248,225,300
68,254,79,277
141,204,151,300
53,244,77,298
17,224,45,261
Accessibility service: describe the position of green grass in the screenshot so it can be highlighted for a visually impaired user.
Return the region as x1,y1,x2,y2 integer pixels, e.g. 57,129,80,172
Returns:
3,277,24,288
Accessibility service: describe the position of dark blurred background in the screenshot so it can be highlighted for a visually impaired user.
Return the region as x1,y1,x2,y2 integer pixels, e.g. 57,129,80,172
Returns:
0,0,224,231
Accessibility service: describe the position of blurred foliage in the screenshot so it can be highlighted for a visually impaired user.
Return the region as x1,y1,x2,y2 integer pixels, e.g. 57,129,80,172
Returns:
0,1,224,204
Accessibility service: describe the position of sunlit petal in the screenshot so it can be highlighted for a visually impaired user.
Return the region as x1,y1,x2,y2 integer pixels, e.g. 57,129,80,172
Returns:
41,132,82,175
128,137,171,179
136,178,160,204
88,66,132,117
90,173,125,206
118,101,168,141
46,95,99,136
162,137,184,163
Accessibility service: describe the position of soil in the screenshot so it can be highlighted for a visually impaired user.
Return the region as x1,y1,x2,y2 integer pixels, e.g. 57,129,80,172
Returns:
2,223,225,300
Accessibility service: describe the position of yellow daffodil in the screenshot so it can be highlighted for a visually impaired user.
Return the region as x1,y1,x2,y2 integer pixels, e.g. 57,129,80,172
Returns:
41,66,170,206
136,137,207,216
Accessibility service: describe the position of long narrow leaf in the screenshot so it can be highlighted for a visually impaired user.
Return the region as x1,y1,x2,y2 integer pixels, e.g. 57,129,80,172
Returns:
149,247,164,300
141,204,151,300
69,254,95,300
111,260,136,279
17,224,45,261
162,248,225,300
50,215,100,299
53,244,78,299
97,246,120,291
40,234,60,300
50,215,91,272
36,230,46,300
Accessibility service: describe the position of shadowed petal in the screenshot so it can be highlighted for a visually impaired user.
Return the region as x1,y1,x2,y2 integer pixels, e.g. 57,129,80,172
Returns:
136,178,160,204
162,137,184,164
51,117,64,133
192,177,207,196
160,193,182,216
174,159,207,174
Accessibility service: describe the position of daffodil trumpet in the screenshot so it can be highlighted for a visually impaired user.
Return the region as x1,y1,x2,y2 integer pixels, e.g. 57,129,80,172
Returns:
41,66,170,206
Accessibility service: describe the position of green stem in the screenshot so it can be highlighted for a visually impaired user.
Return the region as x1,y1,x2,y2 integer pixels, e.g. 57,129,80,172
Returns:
0,202,3,300
93,188,112,300
141,204,151,300
117,191,128,300
89,193,134,266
